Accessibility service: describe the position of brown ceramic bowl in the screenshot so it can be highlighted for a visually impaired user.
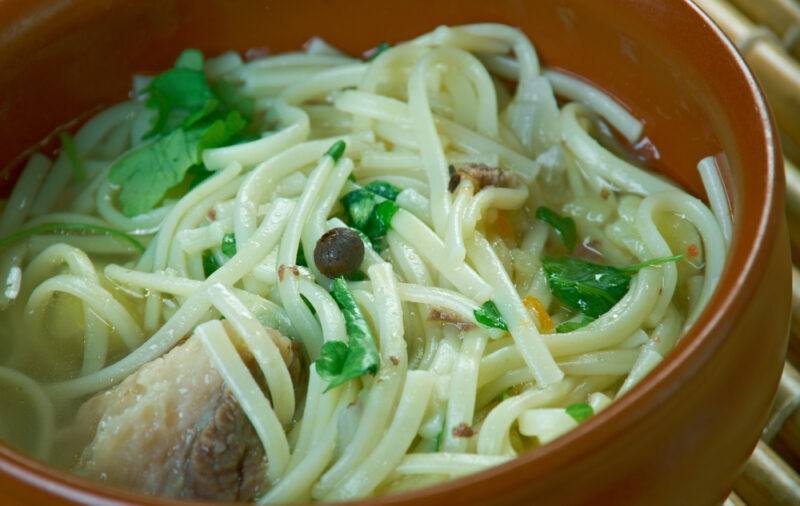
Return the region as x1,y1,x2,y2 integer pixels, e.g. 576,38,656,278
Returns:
0,0,791,505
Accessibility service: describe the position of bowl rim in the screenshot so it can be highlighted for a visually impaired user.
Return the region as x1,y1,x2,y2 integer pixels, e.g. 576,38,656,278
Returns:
0,0,783,505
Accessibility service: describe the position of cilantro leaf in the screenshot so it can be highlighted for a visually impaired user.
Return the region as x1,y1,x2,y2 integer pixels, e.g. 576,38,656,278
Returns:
109,128,199,216
221,233,237,258
145,67,218,137
555,314,595,333
536,206,577,252
109,111,246,217
542,255,682,318
315,277,380,391
566,403,594,423
474,300,508,331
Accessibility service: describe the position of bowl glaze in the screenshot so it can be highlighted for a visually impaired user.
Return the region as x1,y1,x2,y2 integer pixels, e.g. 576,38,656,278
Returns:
0,1,790,505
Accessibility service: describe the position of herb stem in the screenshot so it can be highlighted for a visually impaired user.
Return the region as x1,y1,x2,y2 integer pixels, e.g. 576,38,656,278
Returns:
0,223,146,252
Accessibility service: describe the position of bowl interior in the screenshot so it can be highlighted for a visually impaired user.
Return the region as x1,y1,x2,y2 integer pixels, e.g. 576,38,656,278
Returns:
0,0,779,505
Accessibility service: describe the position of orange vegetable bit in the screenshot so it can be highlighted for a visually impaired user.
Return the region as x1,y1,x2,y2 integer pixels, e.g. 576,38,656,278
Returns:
493,211,516,241
522,295,555,333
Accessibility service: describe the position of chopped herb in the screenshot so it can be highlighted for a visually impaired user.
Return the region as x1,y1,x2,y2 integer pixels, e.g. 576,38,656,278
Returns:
59,132,86,181
474,300,508,332
542,255,683,318
363,200,399,244
340,180,402,248
367,42,391,61
221,233,237,257
326,140,347,162
364,181,401,201
555,314,596,333
315,277,380,391
202,251,220,277
536,206,577,252
0,223,144,252
565,403,594,423
499,389,511,401
341,189,377,230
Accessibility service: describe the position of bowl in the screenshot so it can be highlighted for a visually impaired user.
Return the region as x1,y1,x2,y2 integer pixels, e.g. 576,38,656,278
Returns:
0,0,790,505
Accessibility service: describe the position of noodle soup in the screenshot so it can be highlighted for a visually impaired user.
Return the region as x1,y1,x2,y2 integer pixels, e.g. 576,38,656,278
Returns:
0,24,728,502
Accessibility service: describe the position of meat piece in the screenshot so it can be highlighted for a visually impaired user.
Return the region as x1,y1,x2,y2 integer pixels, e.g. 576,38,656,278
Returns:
66,326,303,502
448,163,518,193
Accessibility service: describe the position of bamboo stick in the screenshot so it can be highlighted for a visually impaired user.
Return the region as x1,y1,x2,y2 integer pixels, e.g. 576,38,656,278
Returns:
727,0,800,61
733,440,800,505
693,0,800,160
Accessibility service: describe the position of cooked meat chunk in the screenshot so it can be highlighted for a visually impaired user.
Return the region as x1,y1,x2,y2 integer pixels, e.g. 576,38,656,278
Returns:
66,326,302,502
448,163,518,193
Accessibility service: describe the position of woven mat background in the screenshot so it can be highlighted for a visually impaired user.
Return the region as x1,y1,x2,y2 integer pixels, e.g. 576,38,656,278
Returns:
687,1,800,504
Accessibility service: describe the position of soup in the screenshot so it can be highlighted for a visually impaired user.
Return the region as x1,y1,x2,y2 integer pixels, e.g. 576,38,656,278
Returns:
0,24,729,503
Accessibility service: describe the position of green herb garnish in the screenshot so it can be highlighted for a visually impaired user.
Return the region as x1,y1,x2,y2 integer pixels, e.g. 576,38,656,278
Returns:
542,255,683,319
363,200,399,244
296,245,308,267
59,132,86,181
202,251,220,277
340,180,402,248
0,223,144,252
555,314,596,333
221,233,237,257
536,206,577,252
315,277,380,391
474,300,508,332
363,181,401,201
109,49,251,217
326,140,347,162
565,403,594,423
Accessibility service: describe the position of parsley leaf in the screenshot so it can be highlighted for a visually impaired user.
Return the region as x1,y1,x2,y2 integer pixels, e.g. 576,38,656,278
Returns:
555,314,595,333
221,233,237,257
474,300,508,331
315,277,380,391
566,403,594,423
542,255,683,318
536,206,577,252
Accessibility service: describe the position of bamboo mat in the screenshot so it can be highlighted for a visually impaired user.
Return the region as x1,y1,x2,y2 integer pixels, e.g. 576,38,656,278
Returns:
689,1,800,504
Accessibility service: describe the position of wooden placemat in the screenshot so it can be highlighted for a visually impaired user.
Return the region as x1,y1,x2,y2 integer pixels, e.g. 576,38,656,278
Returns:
688,1,800,504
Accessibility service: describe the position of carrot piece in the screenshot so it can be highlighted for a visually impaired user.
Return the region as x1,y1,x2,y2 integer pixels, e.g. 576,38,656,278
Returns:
522,295,555,333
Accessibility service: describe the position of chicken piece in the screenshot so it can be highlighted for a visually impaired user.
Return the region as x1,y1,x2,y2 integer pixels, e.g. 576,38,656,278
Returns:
448,163,518,193
67,326,303,502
